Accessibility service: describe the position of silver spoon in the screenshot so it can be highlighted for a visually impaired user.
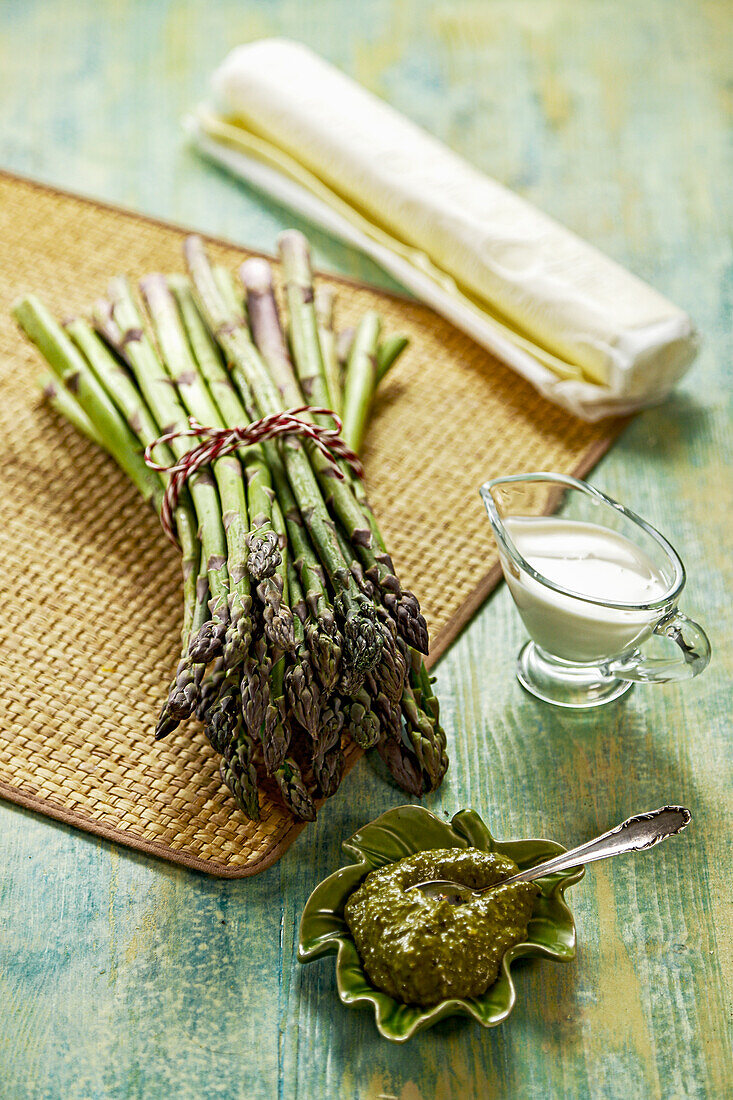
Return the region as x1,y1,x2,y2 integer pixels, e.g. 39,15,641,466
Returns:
410,806,691,905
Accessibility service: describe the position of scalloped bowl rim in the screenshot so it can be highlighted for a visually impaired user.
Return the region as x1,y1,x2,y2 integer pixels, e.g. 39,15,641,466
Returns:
298,805,584,1042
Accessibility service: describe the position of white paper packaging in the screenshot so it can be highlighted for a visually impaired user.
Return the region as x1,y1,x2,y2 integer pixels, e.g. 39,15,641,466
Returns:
188,39,698,421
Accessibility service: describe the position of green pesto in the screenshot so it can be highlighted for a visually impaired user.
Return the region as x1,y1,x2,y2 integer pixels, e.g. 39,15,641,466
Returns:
343,848,539,1006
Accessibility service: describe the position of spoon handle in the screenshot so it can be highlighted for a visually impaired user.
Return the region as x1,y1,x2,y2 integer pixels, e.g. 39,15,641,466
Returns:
502,806,691,886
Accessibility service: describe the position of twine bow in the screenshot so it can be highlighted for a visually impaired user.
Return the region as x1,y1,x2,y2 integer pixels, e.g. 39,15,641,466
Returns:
144,407,362,547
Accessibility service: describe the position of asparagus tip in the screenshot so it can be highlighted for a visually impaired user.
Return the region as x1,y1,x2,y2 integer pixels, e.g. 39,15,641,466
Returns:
155,712,180,740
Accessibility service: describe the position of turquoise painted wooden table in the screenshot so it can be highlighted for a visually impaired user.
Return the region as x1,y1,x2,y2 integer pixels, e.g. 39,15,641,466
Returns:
1,3,730,1097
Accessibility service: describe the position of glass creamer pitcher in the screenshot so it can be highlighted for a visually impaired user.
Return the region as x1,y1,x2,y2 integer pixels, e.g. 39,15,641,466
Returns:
480,473,711,708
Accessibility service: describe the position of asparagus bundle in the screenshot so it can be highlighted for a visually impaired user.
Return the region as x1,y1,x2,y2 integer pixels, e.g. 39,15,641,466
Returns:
13,229,447,822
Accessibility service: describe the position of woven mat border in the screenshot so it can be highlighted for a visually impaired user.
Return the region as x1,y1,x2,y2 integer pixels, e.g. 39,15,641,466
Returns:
0,170,627,875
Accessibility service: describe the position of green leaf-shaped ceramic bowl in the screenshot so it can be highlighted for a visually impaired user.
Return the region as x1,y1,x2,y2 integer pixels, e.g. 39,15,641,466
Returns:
298,805,583,1042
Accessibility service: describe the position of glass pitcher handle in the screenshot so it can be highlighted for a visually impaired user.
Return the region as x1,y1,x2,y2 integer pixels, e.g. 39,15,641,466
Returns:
603,609,711,684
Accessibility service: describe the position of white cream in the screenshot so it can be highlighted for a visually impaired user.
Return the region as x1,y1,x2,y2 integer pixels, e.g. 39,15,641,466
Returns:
500,517,670,663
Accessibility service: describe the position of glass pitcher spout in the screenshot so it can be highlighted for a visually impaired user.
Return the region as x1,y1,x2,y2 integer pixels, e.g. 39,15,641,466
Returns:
479,479,513,555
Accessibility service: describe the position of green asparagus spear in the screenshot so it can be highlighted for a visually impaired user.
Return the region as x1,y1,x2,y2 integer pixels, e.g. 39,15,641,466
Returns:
314,286,342,414
274,231,428,655
260,649,291,774
95,280,231,667
272,756,316,822
63,317,207,712
218,693,261,822
140,274,261,666
376,334,409,383
343,686,381,750
196,657,227,722
312,734,345,799
186,236,382,674
39,372,104,447
18,302,208,735
168,275,283,582
284,561,322,741
341,310,381,455
14,296,162,508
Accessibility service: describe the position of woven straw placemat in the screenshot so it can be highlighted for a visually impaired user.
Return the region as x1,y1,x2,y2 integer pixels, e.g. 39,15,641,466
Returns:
0,171,626,876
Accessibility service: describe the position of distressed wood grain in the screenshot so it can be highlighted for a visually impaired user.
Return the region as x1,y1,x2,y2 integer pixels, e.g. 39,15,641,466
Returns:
0,2,731,1098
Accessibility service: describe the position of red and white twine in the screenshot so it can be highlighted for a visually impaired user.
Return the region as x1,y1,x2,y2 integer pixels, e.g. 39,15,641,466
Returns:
144,406,363,546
